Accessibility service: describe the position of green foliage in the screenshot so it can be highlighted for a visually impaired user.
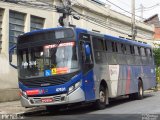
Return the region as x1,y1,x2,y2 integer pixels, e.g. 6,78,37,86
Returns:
153,47,160,67
153,47,160,83
156,67,160,83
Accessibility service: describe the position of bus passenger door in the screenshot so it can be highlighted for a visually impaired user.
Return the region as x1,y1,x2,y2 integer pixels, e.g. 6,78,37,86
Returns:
79,33,95,101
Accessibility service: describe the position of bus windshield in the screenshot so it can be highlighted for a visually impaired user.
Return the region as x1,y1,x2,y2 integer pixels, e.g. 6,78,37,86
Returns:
18,41,79,78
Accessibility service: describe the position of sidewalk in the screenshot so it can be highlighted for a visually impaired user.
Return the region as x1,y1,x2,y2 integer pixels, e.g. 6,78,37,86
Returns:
0,101,45,115
0,89,20,102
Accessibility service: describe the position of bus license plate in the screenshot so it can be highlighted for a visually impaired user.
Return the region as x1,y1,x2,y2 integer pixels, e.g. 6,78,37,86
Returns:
41,98,54,103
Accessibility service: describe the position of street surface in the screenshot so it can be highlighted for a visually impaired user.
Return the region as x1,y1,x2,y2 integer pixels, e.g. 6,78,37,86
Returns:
21,91,160,120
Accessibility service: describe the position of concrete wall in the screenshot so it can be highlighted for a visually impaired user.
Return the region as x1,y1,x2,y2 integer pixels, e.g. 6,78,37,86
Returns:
72,0,154,44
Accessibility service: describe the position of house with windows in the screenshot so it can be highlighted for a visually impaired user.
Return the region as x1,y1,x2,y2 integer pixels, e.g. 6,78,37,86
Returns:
144,14,160,47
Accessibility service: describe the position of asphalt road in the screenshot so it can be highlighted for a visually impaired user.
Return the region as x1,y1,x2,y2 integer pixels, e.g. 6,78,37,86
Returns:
23,91,160,120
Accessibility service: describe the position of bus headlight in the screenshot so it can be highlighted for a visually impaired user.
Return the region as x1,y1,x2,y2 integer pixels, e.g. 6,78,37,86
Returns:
22,91,28,98
68,80,82,94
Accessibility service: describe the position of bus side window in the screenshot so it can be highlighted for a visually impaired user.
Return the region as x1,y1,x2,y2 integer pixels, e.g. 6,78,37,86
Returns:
92,37,105,51
144,48,147,56
112,42,118,52
85,43,93,64
104,40,108,51
134,46,139,55
121,43,126,54
80,40,93,64
150,49,153,57
138,47,141,56
92,36,105,64
130,45,135,54
146,48,152,57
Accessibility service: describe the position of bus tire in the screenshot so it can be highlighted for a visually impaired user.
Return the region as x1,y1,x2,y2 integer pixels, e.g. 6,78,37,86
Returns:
136,80,144,100
129,80,144,100
95,85,106,110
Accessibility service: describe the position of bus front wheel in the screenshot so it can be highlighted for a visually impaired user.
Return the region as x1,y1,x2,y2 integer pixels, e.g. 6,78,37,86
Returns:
95,85,107,109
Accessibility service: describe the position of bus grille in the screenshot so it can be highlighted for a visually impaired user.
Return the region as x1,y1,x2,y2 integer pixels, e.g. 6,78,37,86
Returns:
19,71,79,88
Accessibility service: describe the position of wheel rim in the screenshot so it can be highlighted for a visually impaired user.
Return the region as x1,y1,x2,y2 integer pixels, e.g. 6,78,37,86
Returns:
139,86,143,96
100,91,105,103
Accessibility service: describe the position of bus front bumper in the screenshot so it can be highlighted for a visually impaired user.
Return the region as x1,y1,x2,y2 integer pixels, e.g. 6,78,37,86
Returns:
20,87,85,107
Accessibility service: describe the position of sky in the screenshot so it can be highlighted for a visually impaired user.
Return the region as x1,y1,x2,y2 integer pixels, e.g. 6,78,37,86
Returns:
100,0,160,20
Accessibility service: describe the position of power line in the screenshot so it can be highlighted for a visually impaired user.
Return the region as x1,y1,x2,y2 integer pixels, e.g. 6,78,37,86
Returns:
105,0,144,20
72,0,131,31
136,3,160,11
71,7,153,40
81,13,153,40
3,0,153,40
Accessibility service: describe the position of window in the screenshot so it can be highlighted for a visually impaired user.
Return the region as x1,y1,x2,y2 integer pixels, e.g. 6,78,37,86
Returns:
31,16,44,31
147,48,152,57
138,47,141,55
0,9,3,53
134,46,139,55
92,37,106,64
141,47,146,56
104,40,108,51
144,48,147,56
112,42,118,52
150,49,153,57
9,11,25,49
121,43,126,54
92,37,105,51
130,45,135,54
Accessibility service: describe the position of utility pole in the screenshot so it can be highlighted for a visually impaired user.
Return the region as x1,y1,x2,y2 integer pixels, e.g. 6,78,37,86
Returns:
140,4,144,21
58,0,71,27
131,0,136,41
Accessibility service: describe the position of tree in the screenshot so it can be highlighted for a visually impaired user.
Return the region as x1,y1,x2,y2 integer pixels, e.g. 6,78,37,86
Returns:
153,47,160,84
153,47,160,67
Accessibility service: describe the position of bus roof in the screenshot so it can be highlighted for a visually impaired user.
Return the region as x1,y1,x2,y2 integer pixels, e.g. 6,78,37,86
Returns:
21,27,64,36
104,34,151,48
75,27,151,48
21,27,151,48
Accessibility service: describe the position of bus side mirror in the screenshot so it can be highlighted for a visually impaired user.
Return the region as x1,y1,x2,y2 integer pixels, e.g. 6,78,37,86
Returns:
9,53,13,63
9,45,17,69
84,44,91,56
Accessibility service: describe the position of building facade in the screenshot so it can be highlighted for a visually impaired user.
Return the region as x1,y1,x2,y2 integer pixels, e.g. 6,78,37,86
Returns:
0,0,155,101
144,14,160,47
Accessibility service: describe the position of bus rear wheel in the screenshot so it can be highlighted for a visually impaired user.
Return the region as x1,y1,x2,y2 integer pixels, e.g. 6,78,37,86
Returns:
129,80,144,100
137,80,144,99
95,85,106,110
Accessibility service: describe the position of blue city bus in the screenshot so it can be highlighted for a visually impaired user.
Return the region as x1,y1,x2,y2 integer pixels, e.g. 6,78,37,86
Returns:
10,27,156,110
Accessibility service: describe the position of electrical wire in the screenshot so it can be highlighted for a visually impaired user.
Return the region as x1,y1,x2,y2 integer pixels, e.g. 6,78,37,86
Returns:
2,0,153,41
72,0,132,31
136,3,160,11
71,7,153,40
105,0,144,20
